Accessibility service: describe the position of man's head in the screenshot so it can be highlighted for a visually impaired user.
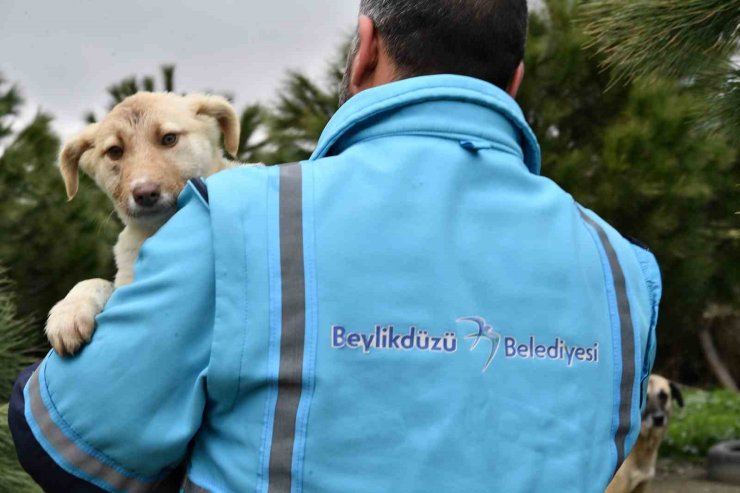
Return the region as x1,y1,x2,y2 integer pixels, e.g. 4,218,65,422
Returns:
339,0,529,105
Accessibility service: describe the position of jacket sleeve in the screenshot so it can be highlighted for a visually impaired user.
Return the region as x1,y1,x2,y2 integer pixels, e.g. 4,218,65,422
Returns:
630,243,662,408
8,183,214,493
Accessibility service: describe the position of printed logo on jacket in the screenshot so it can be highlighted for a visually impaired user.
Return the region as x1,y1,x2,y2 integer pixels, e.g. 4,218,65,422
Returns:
330,316,599,373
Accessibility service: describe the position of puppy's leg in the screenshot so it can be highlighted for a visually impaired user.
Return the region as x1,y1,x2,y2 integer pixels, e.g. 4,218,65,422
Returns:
46,226,146,355
46,279,114,355
112,225,149,288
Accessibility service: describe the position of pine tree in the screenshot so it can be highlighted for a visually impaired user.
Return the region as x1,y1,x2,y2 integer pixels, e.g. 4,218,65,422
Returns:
582,0,740,134
0,76,118,323
0,271,41,492
259,51,345,164
235,103,269,163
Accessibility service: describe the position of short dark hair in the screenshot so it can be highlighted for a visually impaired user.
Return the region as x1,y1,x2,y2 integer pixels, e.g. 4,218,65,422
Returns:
360,0,528,90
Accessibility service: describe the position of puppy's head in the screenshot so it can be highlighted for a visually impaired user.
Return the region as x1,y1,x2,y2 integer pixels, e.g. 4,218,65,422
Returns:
59,92,239,229
642,374,684,433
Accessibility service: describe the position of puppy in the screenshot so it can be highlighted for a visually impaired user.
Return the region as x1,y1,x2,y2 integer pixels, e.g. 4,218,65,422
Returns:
606,374,685,493
46,92,255,355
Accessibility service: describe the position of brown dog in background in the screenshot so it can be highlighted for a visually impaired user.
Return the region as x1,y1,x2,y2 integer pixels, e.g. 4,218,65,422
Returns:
606,375,685,493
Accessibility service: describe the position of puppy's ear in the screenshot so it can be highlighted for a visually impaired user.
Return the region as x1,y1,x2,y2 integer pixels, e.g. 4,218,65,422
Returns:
59,124,98,201
670,382,685,408
190,94,240,157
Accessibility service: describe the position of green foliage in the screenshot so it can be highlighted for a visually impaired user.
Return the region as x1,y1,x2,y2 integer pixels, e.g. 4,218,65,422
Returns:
260,66,343,164
235,103,269,163
0,272,41,492
582,0,740,134
0,80,22,141
519,0,631,189
662,388,740,459
0,76,118,324
254,40,348,164
583,0,740,80
0,273,36,400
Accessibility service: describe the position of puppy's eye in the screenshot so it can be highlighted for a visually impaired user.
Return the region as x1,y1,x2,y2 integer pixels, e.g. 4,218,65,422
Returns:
106,146,124,160
161,133,178,147
658,391,668,403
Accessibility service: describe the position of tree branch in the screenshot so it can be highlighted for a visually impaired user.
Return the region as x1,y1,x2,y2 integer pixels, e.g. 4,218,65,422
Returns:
698,315,739,392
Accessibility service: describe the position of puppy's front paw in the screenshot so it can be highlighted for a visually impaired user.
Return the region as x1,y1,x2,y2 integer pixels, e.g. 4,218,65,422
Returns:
46,298,99,356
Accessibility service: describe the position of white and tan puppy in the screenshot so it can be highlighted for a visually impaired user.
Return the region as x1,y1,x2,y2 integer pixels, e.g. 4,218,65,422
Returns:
606,374,685,493
46,92,254,355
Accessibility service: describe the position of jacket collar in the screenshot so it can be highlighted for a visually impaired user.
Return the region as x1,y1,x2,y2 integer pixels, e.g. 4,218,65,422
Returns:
310,74,541,175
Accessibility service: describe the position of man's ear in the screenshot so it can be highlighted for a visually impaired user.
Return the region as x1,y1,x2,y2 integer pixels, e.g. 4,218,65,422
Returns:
506,62,525,98
189,94,240,157
670,381,685,408
59,124,98,201
349,15,381,95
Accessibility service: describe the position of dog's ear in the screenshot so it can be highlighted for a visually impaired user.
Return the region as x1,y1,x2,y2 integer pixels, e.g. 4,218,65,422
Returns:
190,94,240,157
59,124,98,201
670,381,685,408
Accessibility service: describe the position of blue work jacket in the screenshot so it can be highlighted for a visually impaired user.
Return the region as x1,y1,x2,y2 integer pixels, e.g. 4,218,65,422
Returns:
10,75,661,493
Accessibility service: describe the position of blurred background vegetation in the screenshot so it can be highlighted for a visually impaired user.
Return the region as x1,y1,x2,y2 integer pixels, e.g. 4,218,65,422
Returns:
0,0,737,488
662,388,740,460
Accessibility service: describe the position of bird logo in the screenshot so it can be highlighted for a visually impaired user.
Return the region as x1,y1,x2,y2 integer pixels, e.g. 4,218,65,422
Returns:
457,316,502,373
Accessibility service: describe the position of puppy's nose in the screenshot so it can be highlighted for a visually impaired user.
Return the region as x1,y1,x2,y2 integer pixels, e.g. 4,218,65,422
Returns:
132,183,161,207
653,414,666,427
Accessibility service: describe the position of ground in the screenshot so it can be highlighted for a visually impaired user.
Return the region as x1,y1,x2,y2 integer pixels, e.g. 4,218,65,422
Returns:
650,460,740,493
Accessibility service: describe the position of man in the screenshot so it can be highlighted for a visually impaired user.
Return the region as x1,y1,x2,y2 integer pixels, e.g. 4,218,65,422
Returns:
9,1,661,492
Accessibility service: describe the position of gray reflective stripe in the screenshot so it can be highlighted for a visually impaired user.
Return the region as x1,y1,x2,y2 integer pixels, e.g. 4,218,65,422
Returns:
183,478,210,493
28,368,162,493
269,163,306,493
580,212,636,470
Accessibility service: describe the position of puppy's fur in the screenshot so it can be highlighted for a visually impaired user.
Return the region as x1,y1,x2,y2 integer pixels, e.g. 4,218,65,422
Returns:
46,92,255,355
606,375,685,493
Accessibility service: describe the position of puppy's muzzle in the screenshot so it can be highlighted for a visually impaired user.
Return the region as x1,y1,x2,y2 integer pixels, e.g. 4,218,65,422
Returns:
132,183,162,208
